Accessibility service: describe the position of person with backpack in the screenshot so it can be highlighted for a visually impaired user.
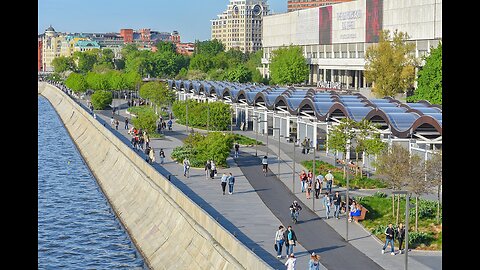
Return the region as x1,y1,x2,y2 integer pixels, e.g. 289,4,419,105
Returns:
382,223,396,255
227,172,235,194
159,149,165,164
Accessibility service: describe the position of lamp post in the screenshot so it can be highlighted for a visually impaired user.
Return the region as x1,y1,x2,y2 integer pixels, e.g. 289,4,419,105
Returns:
258,119,268,155
251,115,259,156
207,98,210,133
305,145,316,211
392,190,411,270
270,127,281,177
185,89,189,132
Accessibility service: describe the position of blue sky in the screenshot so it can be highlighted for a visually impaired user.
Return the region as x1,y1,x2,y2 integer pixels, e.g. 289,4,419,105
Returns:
38,0,287,42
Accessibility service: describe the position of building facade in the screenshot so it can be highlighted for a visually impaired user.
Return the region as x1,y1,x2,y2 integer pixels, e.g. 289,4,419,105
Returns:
262,0,442,89
38,39,43,71
211,0,269,53
287,0,353,12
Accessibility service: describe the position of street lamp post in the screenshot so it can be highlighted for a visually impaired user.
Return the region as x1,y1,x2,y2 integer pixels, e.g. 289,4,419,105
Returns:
207,98,210,133
258,119,268,155
305,145,316,211
251,115,259,156
392,190,411,270
185,90,189,132
293,134,296,194
270,127,281,177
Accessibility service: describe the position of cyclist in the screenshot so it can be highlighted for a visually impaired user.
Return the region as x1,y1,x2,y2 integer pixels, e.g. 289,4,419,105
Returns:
262,155,268,176
289,200,302,223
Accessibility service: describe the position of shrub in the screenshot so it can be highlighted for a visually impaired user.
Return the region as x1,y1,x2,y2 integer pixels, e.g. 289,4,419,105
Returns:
408,232,435,247
90,90,112,110
409,199,441,220
129,106,158,134
172,100,231,130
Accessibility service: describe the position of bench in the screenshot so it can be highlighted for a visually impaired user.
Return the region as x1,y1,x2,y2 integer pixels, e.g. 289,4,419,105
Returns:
352,205,369,222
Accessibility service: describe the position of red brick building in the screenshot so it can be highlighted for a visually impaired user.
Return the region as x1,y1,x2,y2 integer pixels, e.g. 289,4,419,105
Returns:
120,29,134,43
175,43,195,56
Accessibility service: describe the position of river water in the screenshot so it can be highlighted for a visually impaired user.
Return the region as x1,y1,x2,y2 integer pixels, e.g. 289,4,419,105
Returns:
38,96,148,269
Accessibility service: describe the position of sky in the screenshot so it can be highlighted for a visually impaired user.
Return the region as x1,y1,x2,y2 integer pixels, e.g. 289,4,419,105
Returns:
38,0,287,43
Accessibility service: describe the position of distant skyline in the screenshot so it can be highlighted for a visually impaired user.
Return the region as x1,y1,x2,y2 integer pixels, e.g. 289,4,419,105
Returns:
38,0,287,43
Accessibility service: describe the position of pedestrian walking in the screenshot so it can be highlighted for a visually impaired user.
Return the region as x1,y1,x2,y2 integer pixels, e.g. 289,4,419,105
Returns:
144,146,151,162
300,170,307,193
396,223,406,254
323,192,331,219
110,116,115,127
301,138,307,154
205,160,211,180
144,133,150,148
306,171,313,199
382,223,396,255
149,147,155,164
159,149,165,164
234,142,240,158
115,119,119,130
306,138,311,154
227,172,235,194
285,226,297,255
333,191,342,219
124,117,129,129
183,158,190,178
274,225,285,258
308,252,320,270
284,254,296,270
315,174,323,199
167,119,172,130
210,161,217,179
220,173,228,195
325,170,334,194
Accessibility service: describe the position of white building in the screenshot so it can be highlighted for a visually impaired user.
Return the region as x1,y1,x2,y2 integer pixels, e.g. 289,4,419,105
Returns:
261,0,442,88
211,0,269,53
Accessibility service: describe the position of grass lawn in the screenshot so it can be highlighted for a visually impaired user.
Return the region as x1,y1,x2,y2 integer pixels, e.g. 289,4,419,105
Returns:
301,160,387,189
357,194,442,250
233,134,263,146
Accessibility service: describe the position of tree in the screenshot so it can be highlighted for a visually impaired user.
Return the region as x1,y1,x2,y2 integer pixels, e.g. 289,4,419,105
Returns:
407,42,442,104
90,90,112,110
51,56,75,73
269,45,309,85
224,65,252,83
139,81,176,110
189,54,213,72
364,30,417,97
73,51,98,73
107,70,127,91
124,71,142,90
354,119,386,176
85,71,110,91
327,118,357,178
405,153,429,232
155,40,176,54
425,150,442,223
374,143,410,222
130,106,158,134
65,72,88,93
195,39,225,56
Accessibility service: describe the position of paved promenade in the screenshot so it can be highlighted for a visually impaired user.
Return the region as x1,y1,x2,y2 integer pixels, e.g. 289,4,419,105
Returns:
79,97,441,270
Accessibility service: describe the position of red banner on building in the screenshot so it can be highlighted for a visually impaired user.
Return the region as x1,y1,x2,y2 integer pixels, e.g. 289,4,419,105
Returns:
365,0,383,43
319,6,332,45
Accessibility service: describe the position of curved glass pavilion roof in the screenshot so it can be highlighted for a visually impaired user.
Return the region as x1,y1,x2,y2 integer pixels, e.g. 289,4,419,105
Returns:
168,80,442,138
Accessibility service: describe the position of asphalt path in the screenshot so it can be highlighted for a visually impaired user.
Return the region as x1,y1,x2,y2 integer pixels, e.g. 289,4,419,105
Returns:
235,151,384,270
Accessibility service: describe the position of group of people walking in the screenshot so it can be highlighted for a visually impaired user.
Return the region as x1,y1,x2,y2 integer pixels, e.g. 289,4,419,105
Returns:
382,222,406,255
298,170,334,200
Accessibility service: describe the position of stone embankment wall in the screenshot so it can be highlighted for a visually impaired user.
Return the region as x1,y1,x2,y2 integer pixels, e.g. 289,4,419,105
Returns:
38,82,272,270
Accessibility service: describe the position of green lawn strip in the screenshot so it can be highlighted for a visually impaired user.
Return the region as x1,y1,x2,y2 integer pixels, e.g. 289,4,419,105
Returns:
357,195,442,251
301,160,387,189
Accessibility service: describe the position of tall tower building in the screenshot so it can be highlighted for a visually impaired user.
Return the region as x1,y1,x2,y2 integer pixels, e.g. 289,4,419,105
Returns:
287,0,353,12
211,0,269,53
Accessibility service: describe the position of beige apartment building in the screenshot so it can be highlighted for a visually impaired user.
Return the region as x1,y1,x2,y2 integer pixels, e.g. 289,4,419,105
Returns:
211,0,269,53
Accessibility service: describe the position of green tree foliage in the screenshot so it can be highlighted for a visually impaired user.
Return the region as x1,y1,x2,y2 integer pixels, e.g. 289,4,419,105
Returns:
130,106,158,134
124,71,142,90
407,42,442,104
186,69,208,80
107,70,127,90
176,67,188,80
139,81,176,107
65,72,88,93
85,71,110,91
223,65,252,83
195,39,225,56
73,51,98,73
189,54,213,72
172,100,231,130
365,30,418,97
51,56,76,73
269,46,309,85
155,41,176,53
90,90,112,109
